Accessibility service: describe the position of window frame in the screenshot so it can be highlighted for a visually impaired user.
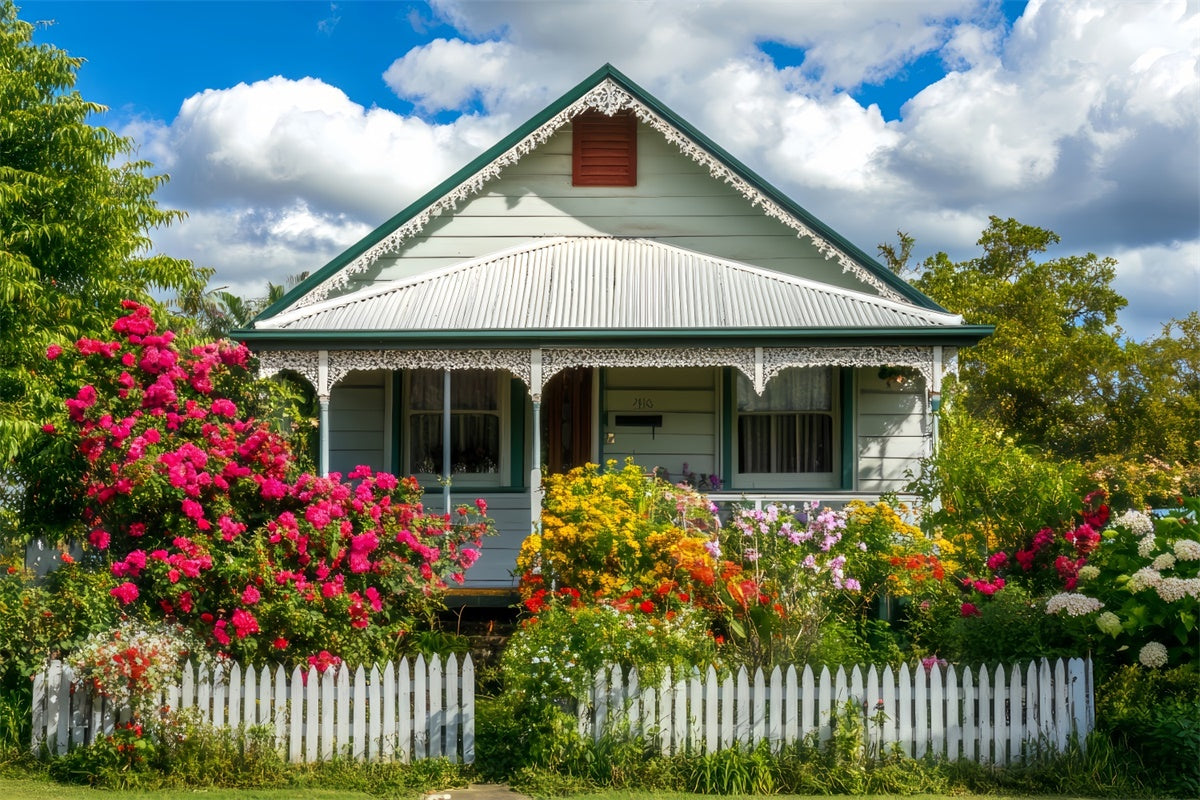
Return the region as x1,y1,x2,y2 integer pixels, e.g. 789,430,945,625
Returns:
402,369,510,488
729,366,845,490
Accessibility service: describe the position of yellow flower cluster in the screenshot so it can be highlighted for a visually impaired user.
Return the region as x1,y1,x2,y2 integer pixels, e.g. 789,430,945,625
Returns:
516,459,715,600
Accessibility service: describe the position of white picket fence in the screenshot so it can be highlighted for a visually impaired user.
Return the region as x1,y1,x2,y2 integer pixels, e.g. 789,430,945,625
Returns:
583,657,1094,765
32,654,475,764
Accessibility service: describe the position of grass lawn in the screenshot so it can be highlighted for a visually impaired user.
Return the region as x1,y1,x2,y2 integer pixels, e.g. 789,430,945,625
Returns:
0,779,1111,800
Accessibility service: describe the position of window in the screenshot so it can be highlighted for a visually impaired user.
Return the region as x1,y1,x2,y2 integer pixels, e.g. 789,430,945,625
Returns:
406,370,506,484
572,111,637,186
734,367,838,487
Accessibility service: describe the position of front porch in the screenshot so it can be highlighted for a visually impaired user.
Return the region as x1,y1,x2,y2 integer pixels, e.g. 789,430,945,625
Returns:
256,345,950,591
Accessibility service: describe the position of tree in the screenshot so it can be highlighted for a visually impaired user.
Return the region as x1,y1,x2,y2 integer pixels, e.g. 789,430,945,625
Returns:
0,2,206,463
910,217,1128,461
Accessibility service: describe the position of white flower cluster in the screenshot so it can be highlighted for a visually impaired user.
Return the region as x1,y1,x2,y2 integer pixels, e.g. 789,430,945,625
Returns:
1137,534,1158,558
1077,565,1100,582
1127,566,1162,593
1138,641,1169,669
1174,539,1200,561
1112,509,1154,536
1155,576,1200,603
1045,592,1105,617
1152,553,1177,571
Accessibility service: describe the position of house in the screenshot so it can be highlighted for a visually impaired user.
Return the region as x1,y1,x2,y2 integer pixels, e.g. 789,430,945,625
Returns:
239,64,992,597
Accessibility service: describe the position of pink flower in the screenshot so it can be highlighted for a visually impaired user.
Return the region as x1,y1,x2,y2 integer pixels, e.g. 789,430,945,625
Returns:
475,498,488,515
986,551,1009,571
110,582,139,604
960,602,981,618
41,423,56,434
213,619,231,646
46,344,63,360
241,585,261,605
231,608,259,638
88,529,110,550
211,398,237,418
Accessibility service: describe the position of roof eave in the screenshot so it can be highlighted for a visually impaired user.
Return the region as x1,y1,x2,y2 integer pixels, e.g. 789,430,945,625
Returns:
234,324,996,350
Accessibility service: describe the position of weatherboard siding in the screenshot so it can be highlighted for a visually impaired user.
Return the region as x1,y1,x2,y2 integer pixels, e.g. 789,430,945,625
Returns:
854,369,927,492
329,371,388,477
455,491,528,588
348,124,867,296
600,367,719,478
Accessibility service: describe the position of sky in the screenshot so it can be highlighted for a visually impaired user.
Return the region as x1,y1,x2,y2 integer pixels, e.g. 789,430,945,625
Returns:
17,0,1200,341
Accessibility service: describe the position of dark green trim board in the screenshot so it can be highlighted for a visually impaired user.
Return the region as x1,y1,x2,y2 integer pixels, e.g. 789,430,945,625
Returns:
238,325,995,349
244,63,959,331
597,367,607,464
509,378,525,488
840,368,855,490
721,368,735,490
391,372,403,475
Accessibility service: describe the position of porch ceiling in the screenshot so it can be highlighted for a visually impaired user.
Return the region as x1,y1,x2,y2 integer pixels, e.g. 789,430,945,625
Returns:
253,237,965,334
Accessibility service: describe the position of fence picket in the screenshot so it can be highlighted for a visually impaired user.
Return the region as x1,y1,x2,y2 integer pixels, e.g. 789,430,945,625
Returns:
242,664,257,729
212,663,226,730
439,657,454,762
381,661,396,761
715,671,734,753
688,668,703,752
398,657,411,764
227,662,241,728
978,666,991,764
992,665,1007,765
914,663,928,758
462,654,475,765
962,666,975,762
592,665,608,740
1068,658,1087,754
1020,661,1035,762
413,655,427,760
1037,659,1052,751
817,666,832,744
735,667,750,746
320,667,335,761
704,666,718,753
196,664,211,725
930,664,944,758
880,665,896,751
353,665,367,760
749,668,765,746
369,665,383,761
305,665,319,762
783,665,798,747
288,666,303,763
180,661,195,714
800,665,815,742
657,667,672,755
945,664,960,761
897,663,913,757
768,667,783,750
672,669,687,753
1053,659,1069,752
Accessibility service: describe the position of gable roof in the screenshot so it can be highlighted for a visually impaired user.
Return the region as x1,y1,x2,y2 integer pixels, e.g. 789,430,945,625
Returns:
257,237,964,334
251,64,946,328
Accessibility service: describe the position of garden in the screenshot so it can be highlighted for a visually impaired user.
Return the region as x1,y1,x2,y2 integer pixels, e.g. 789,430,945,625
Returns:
0,302,1194,799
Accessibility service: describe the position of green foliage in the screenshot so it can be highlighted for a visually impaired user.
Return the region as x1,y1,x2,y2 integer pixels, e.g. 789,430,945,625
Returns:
937,583,1079,664
912,398,1087,573
680,741,775,795
1095,665,1200,798
907,217,1199,479
0,2,206,464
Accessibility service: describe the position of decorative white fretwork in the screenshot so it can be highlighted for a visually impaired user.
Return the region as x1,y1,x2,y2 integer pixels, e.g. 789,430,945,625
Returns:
256,349,532,393
763,346,934,390
256,350,320,387
291,78,903,309
542,347,758,392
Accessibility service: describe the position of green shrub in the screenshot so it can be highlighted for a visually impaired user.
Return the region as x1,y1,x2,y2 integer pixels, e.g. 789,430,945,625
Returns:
1097,664,1200,798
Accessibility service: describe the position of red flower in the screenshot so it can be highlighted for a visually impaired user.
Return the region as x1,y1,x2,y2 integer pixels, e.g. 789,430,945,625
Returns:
960,602,981,617
638,600,655,614
273,637,289,650
110,582,139,605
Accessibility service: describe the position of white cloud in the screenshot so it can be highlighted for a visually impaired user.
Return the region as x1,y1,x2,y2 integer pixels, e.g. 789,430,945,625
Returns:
122,0,1196,341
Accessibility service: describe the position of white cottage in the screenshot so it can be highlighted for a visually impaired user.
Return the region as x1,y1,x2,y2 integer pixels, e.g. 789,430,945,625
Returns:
241,65,991,598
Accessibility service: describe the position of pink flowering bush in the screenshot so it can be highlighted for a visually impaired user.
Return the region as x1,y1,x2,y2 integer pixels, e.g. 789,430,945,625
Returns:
29,302,494,667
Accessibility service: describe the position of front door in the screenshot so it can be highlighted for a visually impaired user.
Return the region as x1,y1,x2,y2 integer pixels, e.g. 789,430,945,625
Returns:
542,367,593,473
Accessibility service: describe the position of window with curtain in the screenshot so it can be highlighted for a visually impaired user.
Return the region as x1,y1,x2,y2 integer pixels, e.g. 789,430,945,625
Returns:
735,367,836,482
407,370,503,481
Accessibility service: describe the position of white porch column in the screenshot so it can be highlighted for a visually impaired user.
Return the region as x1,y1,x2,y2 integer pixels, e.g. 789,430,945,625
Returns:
529,349,543,531
318,350,330,477
442,369,452,514
930,346,943,454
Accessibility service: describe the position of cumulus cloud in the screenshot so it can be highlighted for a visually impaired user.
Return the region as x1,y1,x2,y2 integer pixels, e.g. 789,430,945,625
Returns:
126,0,1195,341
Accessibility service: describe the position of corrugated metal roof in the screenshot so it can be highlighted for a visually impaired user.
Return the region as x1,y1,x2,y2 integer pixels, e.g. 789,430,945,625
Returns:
256,237,963,332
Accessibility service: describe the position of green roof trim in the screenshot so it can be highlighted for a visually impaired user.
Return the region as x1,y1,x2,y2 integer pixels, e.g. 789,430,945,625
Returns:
236,324,995,349
253,63,946,325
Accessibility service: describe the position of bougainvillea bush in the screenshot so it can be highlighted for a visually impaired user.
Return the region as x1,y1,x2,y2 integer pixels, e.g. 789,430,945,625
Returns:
24,302,493,667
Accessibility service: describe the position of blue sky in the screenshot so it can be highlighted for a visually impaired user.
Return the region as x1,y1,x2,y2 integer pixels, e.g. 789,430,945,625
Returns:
17,0,1200,340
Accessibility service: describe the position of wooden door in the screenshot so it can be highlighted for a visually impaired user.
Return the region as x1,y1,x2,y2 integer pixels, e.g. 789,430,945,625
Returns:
542,367,593,474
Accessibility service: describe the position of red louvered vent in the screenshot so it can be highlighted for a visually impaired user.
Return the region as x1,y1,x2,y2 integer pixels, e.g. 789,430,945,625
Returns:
572,111,637,186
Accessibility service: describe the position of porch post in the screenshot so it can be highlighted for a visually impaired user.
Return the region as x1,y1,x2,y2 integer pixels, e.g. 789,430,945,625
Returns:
318,350,330,477
443,369,452,514
930,346,943,454
530,349,543,531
